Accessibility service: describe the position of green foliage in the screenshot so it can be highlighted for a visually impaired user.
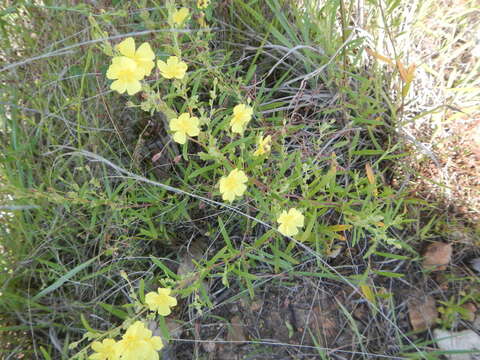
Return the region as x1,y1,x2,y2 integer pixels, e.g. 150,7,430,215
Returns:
2,0,475,358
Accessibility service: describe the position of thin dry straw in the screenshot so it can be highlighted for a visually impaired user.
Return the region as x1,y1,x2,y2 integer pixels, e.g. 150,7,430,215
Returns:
0,29,214,73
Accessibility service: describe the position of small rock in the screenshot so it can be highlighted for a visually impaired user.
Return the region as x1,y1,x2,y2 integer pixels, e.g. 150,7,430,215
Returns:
227,316,247,343
470,258,480,274
293,305,338,346
250,300,263,312
408,295,438,331
422,242,452,271
202,340,217,353
434,329,480,360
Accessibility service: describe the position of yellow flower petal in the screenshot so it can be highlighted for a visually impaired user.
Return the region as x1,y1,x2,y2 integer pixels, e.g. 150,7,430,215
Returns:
110,79,127,94
134,43,155,77
116,37,136,57
89,338,119,360
126,80,142,95
173,131,187,144
172,7,189,25
106,63,121,79
135,42,155,61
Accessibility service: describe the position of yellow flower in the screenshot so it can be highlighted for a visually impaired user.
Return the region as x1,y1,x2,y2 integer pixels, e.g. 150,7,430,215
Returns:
89,338,119,360
106,57,144,95
197,0,210,9
230,104,253,134
145,288,178,316
116,321,163,360
277,208,304,237
157,56,188,79
253,135,272,156
219,169,248,202
171,7,189,25
116,37,155,77
169,113,200,144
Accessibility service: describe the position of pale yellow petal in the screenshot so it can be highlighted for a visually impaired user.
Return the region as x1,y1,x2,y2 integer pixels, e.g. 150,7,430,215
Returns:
141,61,155,77
126,80,142,95
167,296,178,307
149,336,164,351
172,7,189,25
156,304,172,316
136,42,155,61
167,56,180,65
110,80,126,94
236,170,248,183
106,63,120,79
177,113,190,123
222,190,235,202
187,125,200,137
91,341,103,352
186,117,200,136
234,183,247,196
219,177,228,193
173,131,187,144
231,122,244,134
117,37,136,57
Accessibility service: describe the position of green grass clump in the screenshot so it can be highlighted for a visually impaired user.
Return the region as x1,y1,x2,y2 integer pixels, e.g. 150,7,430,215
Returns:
1,0,479,359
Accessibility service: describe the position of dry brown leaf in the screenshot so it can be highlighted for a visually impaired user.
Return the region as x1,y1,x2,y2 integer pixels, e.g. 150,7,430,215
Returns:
406,64,416,83
202,341,216,353
365,48,394,65
365,162,375,185
461,303,477,322
327,224,352,232
408,295,438,331
422,242,453,271
396,60,408,82
365,162,378,196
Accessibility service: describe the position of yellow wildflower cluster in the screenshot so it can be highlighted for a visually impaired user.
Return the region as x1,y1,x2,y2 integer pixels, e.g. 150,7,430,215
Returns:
107,38,154,95
89,288,177,360
89,321,163,360
106,38,188,95
105,20,305,240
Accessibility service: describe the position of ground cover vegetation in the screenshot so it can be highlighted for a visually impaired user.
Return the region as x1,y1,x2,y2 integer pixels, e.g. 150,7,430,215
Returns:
0,0,479,359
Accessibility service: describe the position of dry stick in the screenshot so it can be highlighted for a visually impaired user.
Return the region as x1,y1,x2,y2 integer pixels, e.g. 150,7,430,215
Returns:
62,148,421,354
339,0,350,123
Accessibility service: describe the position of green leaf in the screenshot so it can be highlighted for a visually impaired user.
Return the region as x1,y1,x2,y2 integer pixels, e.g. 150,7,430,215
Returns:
33,257,98,301
150,256,179,280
